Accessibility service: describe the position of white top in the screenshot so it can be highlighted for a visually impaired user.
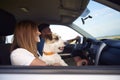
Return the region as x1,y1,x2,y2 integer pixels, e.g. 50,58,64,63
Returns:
10,48,41,66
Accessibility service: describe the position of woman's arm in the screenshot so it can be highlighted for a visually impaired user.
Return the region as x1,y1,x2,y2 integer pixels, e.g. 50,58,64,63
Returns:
30,58,62,66
30,58,48,66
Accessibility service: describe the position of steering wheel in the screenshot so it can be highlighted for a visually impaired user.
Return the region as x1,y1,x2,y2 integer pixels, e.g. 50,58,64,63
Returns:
73,37,107,65
85,38,107,65
73,37,89,66
74,37,88,51
74,37,82,50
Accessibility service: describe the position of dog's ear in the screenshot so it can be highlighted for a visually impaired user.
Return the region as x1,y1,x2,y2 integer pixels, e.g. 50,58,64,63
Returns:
52,33,60,41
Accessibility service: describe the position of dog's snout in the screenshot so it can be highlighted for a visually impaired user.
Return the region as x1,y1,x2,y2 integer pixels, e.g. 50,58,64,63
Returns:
58,47,64,51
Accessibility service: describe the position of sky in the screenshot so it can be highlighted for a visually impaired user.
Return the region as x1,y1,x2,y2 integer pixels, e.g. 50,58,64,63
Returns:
73,0,120,37
50,25,81,41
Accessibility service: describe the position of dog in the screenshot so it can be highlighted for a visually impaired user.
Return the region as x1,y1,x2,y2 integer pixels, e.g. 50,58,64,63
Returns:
41,33,68,66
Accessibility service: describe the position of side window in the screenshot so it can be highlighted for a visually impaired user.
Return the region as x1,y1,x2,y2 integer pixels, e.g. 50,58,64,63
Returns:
50,25,82,41
6,25,83,44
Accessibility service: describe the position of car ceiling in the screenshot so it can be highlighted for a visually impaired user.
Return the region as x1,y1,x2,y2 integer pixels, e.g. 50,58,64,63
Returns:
94,0,120,12
0,0,89,36
0,0,90,24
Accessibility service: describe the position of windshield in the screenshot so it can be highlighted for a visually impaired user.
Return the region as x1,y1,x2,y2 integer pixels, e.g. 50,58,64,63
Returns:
73,0,120,39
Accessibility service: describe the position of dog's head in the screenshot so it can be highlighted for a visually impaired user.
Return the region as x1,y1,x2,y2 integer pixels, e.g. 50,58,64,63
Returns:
43,33,65,54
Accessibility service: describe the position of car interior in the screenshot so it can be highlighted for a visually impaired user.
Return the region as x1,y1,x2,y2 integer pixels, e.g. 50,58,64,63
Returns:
0,0,120,78
0,0,90,66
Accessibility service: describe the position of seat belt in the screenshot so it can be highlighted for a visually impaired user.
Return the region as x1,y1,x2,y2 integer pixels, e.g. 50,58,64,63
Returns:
37,37,44,56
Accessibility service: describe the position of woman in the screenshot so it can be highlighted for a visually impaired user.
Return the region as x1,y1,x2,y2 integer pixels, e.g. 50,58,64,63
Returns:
10,20,60,66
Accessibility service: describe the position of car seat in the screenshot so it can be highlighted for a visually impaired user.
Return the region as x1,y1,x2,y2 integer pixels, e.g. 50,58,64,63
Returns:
0,36,11,65
0,43,11,65
0,9,16,65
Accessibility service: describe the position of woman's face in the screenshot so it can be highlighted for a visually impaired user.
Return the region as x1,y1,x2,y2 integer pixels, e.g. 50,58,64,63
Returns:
35,29,41,42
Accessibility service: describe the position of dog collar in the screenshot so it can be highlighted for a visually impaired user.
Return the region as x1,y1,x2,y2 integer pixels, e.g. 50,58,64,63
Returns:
43,51,54,55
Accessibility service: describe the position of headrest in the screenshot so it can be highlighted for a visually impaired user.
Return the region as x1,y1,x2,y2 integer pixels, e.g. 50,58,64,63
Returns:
0,9,16,36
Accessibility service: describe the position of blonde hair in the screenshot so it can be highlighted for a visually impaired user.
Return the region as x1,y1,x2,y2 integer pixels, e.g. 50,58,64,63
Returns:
11,20,39,57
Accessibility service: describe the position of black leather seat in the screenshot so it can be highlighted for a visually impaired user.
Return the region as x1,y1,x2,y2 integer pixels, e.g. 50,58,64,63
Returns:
0,9,16,65
0,43,11,65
